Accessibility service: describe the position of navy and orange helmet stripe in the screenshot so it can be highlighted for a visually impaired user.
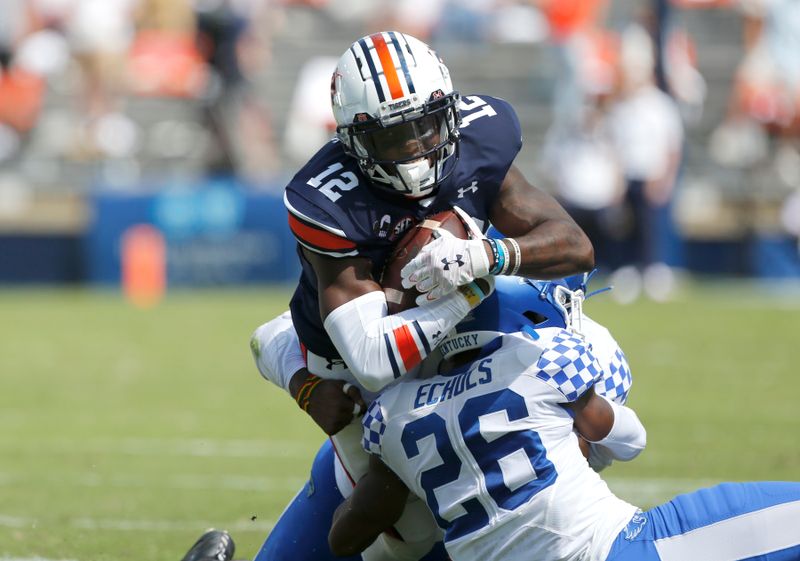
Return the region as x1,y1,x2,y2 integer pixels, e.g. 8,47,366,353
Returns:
370,33,404,100
357,37,385,103
388,31,416,95
357,32,417,104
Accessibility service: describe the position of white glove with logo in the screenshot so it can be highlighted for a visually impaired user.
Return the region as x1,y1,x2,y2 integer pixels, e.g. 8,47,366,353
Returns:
401,207,491,303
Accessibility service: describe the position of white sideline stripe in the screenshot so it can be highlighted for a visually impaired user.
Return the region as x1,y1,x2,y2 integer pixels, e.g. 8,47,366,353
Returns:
0,557,77,561
606,477,718,506
0,514,273,533
71,518,274,532
75,473,306,491
0,472,306,492
0,516,30,528
0,437,318,459
655,500,800,561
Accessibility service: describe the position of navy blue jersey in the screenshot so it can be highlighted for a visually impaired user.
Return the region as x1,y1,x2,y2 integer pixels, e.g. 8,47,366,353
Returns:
285,95,522,358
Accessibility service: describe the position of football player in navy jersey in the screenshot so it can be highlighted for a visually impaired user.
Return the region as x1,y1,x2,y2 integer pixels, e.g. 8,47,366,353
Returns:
251,31,594,561
284,30,593,395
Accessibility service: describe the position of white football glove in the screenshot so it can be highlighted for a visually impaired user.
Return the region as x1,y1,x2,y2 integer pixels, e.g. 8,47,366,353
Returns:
401,207,491,303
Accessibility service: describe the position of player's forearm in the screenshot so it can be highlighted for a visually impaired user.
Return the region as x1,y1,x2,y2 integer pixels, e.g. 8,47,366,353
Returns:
329,461,408,556
329,497,384,556
489,166,595,278
586,396,647,462
508,219,595,279
324,288,479,392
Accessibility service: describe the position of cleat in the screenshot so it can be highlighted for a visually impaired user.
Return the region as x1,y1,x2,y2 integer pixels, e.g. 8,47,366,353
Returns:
181,529,235,561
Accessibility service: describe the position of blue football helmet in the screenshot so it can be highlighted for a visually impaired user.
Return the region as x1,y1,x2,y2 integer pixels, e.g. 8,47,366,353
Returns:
437,275,588,360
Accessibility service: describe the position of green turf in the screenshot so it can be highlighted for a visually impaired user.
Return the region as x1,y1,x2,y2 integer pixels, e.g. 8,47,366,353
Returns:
0,282,798,560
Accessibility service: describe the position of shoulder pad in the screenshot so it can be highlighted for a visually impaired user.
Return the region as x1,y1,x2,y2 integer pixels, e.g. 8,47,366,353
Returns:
362,400,386,456
456,95,523,187
284,189,359,258
459,94,521,137
598,348,632,405
535,330,602,402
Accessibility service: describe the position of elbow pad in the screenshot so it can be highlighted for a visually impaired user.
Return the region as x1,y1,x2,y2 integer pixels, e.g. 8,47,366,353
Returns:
589,395,646,462
324,289,477,392
250,311,307,394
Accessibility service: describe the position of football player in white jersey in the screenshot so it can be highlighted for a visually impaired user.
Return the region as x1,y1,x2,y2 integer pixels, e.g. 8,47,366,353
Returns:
329,283,800,561
248,275,633,561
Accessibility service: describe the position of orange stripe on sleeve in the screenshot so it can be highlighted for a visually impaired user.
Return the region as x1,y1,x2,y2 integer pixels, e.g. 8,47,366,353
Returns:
393,324,422,371
371,33,404,100
288,214,356,251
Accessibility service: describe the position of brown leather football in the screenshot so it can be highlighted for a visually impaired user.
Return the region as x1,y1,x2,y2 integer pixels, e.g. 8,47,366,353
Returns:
381,209,470,314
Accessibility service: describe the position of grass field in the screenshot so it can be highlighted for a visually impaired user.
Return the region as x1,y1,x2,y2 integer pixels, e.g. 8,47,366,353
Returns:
1,282,798,561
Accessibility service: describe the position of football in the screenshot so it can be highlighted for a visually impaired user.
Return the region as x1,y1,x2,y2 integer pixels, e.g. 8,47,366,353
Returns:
381,209,470,314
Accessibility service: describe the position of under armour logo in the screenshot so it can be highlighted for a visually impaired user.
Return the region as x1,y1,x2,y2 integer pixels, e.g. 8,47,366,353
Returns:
457,181,478,198
326,358,346,370
441,255,465,270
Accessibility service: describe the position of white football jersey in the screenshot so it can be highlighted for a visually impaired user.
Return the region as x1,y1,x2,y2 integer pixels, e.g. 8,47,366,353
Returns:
362,328,638,561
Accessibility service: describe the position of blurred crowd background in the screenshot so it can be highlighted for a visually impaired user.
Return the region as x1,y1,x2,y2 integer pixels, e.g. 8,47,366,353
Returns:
0,0,799,302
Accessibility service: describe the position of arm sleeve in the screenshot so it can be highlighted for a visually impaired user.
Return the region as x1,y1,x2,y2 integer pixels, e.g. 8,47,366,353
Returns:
324,287,479,392
250,311,307,395
587,394,647,462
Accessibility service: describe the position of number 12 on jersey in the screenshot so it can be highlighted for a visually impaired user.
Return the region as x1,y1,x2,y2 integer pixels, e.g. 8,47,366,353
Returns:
307,162,359,202
401,388,557,541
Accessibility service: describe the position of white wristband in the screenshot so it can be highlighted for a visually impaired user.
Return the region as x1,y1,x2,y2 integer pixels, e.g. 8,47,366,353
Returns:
507,237,522,276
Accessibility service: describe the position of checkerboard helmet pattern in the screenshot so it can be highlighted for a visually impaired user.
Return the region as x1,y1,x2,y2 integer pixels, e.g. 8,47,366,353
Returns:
597,349,633,404
536,330,602,402
362,400,387,456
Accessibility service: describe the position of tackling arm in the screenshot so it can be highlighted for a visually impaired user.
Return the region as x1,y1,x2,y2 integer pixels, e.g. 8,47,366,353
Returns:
329,454,410,557
250,311,366,435
569,387,647,462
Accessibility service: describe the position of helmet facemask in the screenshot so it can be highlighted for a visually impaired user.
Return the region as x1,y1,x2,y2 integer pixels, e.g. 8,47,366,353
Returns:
338,91,461,199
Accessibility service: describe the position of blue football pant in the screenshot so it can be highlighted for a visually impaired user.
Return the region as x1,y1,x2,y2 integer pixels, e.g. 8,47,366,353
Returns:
253,439,448,561
606,482,800,560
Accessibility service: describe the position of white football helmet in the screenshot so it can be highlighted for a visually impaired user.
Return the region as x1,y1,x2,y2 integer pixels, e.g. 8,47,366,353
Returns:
331,31,461,199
